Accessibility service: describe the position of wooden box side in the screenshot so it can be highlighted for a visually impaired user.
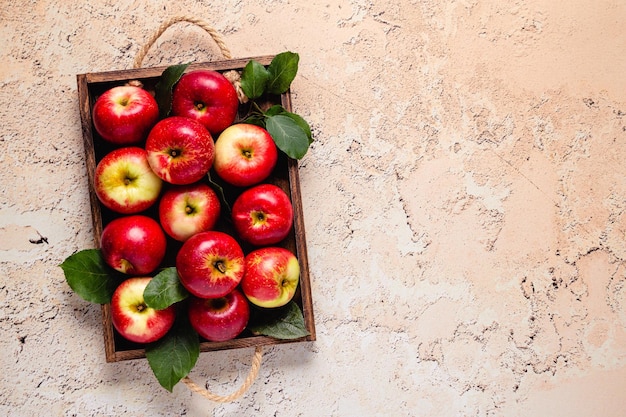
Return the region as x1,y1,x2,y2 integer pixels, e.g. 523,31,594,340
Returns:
282,93,316,343
76,57,315,363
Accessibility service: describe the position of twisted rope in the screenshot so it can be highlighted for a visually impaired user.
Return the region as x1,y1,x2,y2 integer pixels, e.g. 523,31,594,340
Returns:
182,346,264,403
133,15,232,68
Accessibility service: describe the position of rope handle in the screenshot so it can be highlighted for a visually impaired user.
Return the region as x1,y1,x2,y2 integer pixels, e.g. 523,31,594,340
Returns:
133,15,232,68
135,16,260,401
133,15,248,103
182,346,263,403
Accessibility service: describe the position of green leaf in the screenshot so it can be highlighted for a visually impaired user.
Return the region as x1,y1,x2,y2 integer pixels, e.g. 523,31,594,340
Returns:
146,315,200,392
264,104,285,116
155,63,189,119
240,60,270,100
59,249,119,304
249,301,310,340
263,105,312,144
266,52,299,95
143,268,189,310
279,112,312,144
265,114,310,159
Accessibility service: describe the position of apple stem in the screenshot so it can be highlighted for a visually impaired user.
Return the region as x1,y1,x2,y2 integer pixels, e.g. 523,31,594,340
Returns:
250,101,264,115
242,101,265,122
214,260,227,274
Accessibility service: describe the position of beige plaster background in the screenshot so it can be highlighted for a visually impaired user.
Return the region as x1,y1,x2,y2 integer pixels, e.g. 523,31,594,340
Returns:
1,0,626,416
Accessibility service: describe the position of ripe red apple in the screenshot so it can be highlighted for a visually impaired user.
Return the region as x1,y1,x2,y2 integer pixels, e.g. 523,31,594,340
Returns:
158,183,221,242
145,116,215,185
100,215,167,275
231,184,294,246
176,231,245,299
187,290,250,342
110,277,176,344
241,247,300,308
94,147,163,214
213,124,278,187
92,85,159,145
171,70,239,136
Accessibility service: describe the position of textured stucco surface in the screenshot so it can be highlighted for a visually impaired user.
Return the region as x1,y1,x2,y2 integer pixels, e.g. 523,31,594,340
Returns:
2,1,626,416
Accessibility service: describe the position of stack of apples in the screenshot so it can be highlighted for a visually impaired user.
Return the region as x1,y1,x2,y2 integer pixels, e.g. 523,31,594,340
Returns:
91,70,300,345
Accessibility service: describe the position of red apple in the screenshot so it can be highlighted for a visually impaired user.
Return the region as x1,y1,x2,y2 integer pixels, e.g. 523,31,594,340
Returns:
171,70,239,136
231,184,293,246
145,116,215,185
158,183,221,242
176,231,245,299
110,277,176,344
241,247,300,308
213,124,278,187
92,85,159,145
100,215,167,275
187,290,250,342
94,147,163,214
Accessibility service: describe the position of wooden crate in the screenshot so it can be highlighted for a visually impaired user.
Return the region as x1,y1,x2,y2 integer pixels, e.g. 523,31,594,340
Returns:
76,56,316,362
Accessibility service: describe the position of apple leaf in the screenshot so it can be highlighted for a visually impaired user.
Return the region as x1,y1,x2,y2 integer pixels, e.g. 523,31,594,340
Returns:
240,60,270,100
266,52,299,95
281,112,313,145
249,301,310,340
155,63,189,119
144,267,189,310
146,315,200,392
266,114,310,159
59,249,119,304
264,104,285,116
264,105,313,144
